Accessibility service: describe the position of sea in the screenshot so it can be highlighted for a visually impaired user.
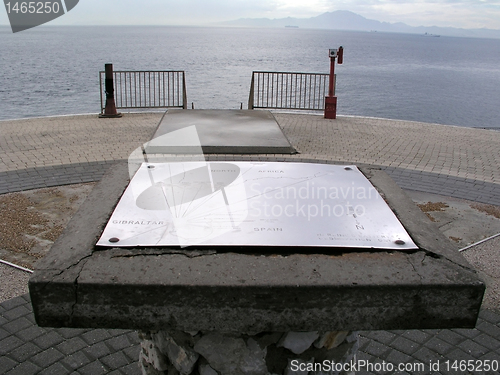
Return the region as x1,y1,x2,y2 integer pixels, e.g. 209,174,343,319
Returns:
1,25,499,129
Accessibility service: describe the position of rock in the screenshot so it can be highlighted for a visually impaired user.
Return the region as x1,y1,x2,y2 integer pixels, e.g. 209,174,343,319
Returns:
254,332,283,350
199,362,219,375
194,332,268,375
279,332,319,354
314,331,349,350
140,339,169,372
198,357,220,374
152,331,199,374
140,358,169,375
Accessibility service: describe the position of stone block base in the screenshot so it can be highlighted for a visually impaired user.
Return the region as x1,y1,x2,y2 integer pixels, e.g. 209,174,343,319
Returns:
138,330,358,375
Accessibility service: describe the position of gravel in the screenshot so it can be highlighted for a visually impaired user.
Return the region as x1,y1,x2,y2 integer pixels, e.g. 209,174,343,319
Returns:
0,262,30,303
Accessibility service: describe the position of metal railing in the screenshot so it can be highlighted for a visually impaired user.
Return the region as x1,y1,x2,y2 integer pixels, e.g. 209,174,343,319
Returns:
248,71,333,110
100,70,187,112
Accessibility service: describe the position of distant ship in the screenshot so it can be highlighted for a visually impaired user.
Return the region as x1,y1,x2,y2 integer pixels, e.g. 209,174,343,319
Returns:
285,25,299,28
423,32,440,37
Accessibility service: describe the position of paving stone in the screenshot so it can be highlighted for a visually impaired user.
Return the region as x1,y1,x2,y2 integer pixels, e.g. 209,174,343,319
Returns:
384,348,413,366
0,356,18,374
58,327,90,339
100,351,132,370
122,343,141,361
359,330,397,345
445,348,476,361
479,351,500,363
8,341,44,363
450,328,481,339
106,334,135,352
358,356,393,375
32,330,65,350
402,329,437,344
56,336,89,355
0,335,24,355
61,350,93,370
2,304,31,321
434,330,467,346
390,336,420,355
23,311,36,324
5,361,42,375
476,320,500,338
356,350,375,362
15,325,46,342
423,337,454,356
3,315,33,334
364,340,392,358
112,329,133,336
358,336,371,352
472,333,500,351
81,329,112,345
0,296,25,311
118,362,141,375
82,340,112,360
456,339,489,358
412,347,445,363
38,361,72,375
0,327,10,340
30,347,65,368
78,360,109,375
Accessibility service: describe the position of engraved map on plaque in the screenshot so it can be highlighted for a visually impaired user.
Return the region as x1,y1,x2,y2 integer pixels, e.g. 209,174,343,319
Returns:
97,162,418,250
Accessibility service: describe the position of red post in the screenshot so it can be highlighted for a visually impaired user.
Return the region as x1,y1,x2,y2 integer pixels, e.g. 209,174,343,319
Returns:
324,47,343,119
328,53,336,98
99,63,122,118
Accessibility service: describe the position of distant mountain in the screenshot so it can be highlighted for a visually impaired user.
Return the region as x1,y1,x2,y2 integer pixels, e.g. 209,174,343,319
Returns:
221,10,500,39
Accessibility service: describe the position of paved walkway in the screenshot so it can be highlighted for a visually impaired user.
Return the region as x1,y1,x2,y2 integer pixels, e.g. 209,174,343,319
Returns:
2,113,500,204
1,111,500,374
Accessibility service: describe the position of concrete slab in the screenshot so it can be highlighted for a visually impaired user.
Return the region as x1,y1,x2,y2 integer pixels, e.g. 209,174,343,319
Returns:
145,110,296,154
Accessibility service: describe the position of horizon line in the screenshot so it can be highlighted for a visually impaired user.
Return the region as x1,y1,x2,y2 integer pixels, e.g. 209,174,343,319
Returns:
1,21,499,34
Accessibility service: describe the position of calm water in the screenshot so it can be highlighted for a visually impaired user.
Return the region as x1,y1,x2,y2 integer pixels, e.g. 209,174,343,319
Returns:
1,26,499,128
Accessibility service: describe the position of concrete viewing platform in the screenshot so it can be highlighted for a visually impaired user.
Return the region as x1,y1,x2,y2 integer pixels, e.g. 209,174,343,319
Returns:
1,110,500,374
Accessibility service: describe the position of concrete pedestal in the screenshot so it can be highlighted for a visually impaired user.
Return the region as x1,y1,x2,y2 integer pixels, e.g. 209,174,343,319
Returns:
29,161,484,333
27,109,485,374
28,158,484,373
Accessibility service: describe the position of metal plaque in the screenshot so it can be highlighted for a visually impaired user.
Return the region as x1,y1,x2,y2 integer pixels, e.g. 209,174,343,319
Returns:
97,162,417,250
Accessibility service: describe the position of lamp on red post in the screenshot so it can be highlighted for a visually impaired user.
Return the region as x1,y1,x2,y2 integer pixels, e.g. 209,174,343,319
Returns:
324,46,343,119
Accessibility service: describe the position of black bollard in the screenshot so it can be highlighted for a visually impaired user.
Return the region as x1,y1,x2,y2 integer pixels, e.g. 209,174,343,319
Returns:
99,63,122,118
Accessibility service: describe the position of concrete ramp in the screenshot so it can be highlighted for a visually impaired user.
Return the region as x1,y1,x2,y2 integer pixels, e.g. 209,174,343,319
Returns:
145,109,296,154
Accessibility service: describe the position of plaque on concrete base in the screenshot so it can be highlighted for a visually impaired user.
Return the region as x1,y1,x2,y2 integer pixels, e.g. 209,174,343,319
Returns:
97,162,417,250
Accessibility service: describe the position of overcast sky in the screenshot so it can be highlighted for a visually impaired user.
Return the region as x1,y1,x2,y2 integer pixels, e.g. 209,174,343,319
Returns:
2,0,500,30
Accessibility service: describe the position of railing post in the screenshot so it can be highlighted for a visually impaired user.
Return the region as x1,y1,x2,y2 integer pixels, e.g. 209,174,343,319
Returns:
324,47,343,119
248,73,255,109
99,72,104,113
99,63,122,118
182,72,188,109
